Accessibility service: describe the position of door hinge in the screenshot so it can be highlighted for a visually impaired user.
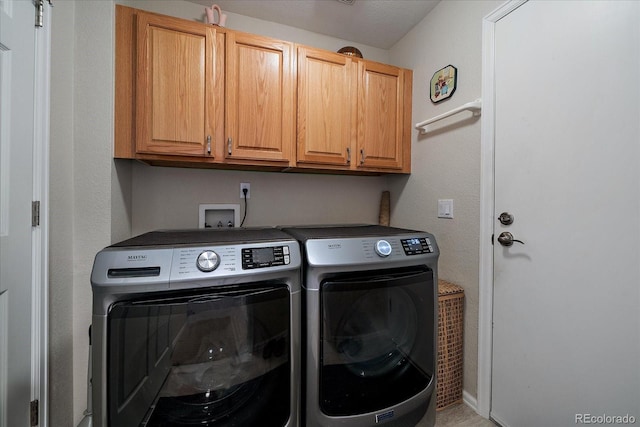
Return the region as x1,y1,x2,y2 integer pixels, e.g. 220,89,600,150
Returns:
35,0,52,28
30,400,39,426
35,0,44,28
32,201,40,227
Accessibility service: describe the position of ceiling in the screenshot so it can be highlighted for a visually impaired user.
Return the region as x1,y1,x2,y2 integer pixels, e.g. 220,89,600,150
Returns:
187,0,441,49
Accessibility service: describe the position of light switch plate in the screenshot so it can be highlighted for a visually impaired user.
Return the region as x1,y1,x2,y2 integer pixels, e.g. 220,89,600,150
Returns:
438,199,454,219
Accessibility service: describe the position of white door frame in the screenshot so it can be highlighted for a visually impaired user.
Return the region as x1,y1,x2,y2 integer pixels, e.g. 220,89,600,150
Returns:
33,3,51,426
476,0,527,419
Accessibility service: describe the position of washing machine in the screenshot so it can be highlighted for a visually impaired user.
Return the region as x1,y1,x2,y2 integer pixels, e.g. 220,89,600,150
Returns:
281,225,438,427
90,228,301,427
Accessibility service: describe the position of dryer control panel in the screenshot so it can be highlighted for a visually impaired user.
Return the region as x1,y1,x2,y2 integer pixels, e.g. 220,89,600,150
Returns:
304,233,438,267
401,237,434,255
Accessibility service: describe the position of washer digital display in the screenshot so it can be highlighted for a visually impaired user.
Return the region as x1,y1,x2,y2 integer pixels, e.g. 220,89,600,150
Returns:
252,248,275,264
242,246,290,269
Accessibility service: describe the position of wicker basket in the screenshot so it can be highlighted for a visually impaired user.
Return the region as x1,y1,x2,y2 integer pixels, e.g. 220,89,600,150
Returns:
436,280,464,410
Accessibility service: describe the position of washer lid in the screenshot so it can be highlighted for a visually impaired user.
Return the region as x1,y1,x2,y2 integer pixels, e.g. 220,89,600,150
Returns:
110,227,294,248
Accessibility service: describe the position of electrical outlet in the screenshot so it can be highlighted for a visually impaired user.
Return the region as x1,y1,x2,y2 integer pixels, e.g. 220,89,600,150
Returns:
240,183,251,199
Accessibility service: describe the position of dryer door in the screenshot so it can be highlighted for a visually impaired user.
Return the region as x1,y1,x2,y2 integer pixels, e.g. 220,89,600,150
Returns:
320,267,435,416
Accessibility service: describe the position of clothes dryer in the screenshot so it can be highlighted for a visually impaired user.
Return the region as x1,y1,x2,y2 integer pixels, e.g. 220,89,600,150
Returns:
281,225,438,427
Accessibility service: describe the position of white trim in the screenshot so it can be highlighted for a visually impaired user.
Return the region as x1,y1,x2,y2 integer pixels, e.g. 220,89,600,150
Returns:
477,0,527,420
0,37,11,237
0,291,6,427
462,390,478,412
31,3,51,426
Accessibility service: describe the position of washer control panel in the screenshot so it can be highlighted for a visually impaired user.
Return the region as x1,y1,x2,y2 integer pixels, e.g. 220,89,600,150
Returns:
242,245,290,269
91,238,302,289
168,242,298,281
401,237,434,255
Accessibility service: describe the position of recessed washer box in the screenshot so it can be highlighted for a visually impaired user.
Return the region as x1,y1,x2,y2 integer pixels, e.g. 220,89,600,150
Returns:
198,204,240,228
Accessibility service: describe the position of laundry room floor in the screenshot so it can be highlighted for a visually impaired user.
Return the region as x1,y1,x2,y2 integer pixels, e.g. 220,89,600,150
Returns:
428,403,498,427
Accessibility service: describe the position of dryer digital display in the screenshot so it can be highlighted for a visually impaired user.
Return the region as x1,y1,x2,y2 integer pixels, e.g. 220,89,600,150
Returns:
401,238,433,255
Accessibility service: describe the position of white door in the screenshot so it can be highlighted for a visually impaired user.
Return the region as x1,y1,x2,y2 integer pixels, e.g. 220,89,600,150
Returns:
491,1,640,426
0,0,41,426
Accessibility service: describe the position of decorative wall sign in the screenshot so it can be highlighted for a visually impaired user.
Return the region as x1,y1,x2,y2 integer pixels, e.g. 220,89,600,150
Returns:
430,65,457,103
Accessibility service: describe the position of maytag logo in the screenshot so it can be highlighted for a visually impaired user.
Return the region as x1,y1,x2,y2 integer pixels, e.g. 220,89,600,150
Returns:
127,254,147,262
376,410,394,423
327,243,342,250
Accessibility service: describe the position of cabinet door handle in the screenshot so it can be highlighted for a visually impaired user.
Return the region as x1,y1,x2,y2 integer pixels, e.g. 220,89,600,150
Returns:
346,147,351,164
227,137,232,155
206,135,212,155
360,148,366,165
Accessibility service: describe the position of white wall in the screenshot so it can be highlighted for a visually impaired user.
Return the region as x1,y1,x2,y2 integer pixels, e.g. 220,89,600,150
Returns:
50,1,119,425
49,1,636,422
387,0,503,402
120,0,390,63
49,2,75,426
49,0,511,422
131,164,386,233
49,1,394,425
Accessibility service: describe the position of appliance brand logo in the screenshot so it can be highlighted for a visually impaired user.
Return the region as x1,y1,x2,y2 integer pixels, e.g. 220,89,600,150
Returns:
127,254,147,262
327,243,342,250
376,410,394,423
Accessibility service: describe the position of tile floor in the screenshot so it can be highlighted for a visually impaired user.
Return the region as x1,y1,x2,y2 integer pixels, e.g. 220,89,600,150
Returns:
415,403,497,427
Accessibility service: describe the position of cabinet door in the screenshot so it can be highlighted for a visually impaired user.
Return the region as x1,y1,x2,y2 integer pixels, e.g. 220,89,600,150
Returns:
357,61,405,170
136,12,216,157
297,46,356,168
226,32,294,164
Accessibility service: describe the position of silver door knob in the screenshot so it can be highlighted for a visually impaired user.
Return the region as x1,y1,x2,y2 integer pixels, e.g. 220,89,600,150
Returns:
498,212,514,225
497,232,524,247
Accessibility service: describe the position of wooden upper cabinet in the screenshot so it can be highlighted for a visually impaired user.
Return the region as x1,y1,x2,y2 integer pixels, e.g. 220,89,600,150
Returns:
135,11,217,157
297,46,356,168
357,61,409,171
225,32,295,165
115,5,411,174
296,46,412,173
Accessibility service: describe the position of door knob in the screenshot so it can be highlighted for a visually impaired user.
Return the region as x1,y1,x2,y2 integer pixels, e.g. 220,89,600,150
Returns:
498,212,514,225
497,231,524,247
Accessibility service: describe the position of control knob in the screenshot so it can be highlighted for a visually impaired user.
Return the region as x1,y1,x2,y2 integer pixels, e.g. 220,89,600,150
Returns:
374,240,392,257
197,250,220,272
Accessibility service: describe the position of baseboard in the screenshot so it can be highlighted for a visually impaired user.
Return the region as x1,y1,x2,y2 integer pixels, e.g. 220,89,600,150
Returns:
462,391,500,424
462,390,478,413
